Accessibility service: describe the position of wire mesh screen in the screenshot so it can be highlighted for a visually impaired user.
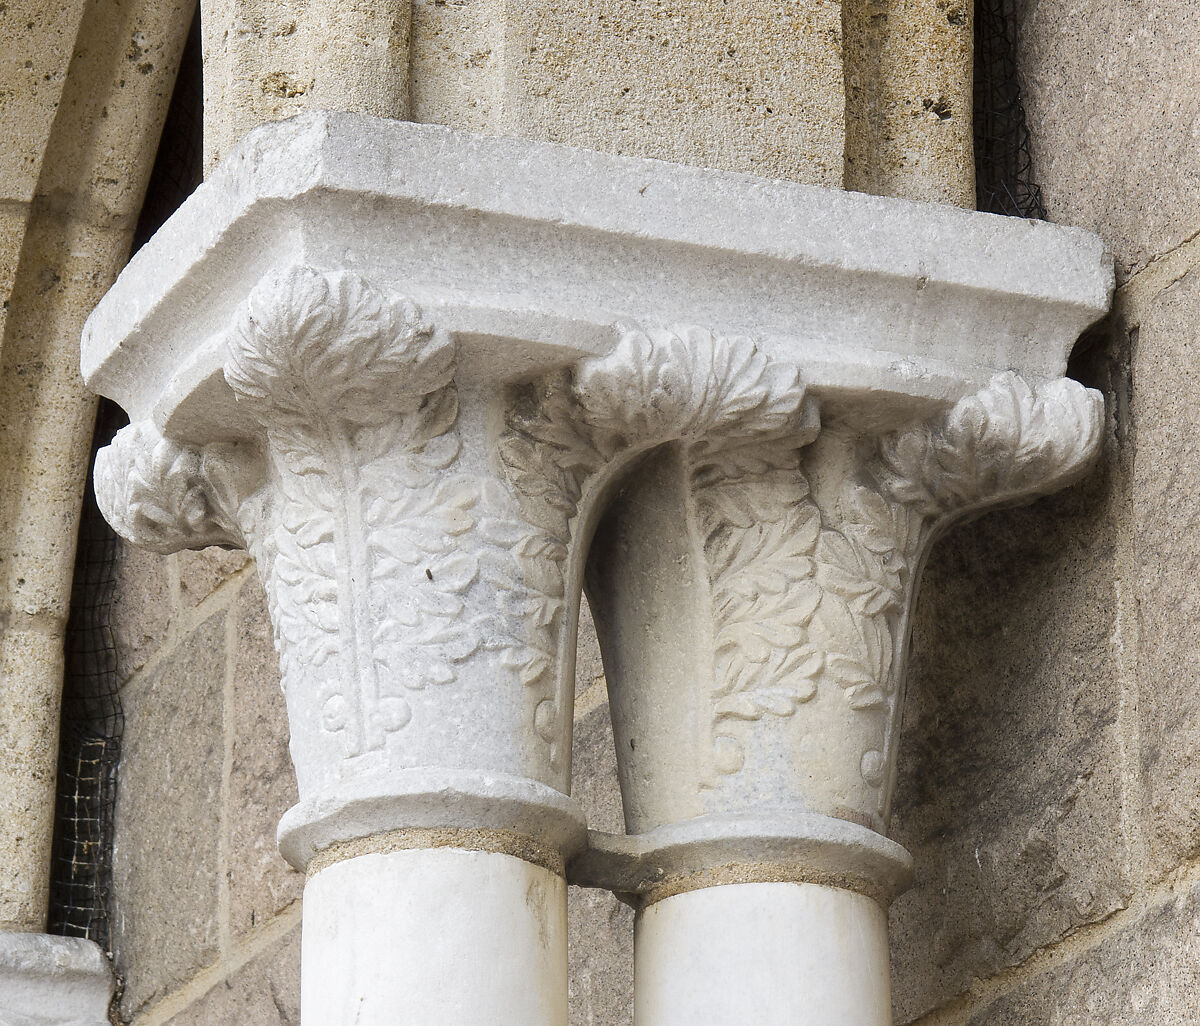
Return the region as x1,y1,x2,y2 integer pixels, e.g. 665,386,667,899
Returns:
47,8,203,949
974,0,1046,218
47,401,127,943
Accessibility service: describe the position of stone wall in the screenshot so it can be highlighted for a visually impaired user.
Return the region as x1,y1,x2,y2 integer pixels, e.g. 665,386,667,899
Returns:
95,2,1200,1024
888,1,1200,1022
108,547,300,1023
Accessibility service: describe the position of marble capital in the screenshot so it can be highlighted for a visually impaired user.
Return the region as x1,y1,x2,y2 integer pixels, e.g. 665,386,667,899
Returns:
83,112,1113,898
0,933,113,1026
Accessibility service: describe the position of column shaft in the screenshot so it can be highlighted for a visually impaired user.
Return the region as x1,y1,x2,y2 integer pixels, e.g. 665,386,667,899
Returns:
0,0,191,934
302,849,567,1026
634,883,892,1026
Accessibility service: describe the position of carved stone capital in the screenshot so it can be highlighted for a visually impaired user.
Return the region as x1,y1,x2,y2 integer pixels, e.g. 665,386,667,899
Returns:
548,359,1102,901
84,113,1112,901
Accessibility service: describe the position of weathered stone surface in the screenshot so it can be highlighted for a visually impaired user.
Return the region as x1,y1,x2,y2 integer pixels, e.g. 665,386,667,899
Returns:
1131,264,1200,878
1018,0,1200,280
164,924,300,1026
0,0,193,939
568,885,634,1026
228,574,303,938
409,0,502,135
965,881,1200,1026
178,546,250,608
844,0,974,206
575,597,606,707
112,613,227,1018
0,628,64,932
0,0,83,198
889,390,1131,1021
571,596,612,835
498,1,845,187
200,0,410,171
572,703,623,837
111,540,174,680
568,603,633,1026
410,0,845,186
0,932,113,1025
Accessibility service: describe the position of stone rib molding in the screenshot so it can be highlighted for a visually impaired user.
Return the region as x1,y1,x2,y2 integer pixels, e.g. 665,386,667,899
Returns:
82,112,1113,1026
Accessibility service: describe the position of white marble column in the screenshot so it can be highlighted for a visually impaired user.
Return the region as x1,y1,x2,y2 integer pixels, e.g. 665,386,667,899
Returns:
578,362,1107,1021
82,113,1111,1024
636,883,891,1026
302,849,566,1025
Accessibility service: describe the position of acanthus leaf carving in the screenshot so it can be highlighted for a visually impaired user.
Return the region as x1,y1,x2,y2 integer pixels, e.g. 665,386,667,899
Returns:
649,368,1102,791
574,327,810,455
500,326,818,778
99,286,1104,799
873,371,1104,520
94,421,253,554
694,436,824,775
225,265,482,758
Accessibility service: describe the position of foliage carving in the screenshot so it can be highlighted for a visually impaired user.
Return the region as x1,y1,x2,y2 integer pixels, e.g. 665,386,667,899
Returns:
94,422,250,554
226,265,481,757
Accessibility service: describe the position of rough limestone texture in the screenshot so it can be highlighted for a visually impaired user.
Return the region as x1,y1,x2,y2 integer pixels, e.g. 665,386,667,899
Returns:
1130,266,1200,880
1017,0,1200,281
568,687,634,1026
888,431,1132,1019
101,539,306,1021
200,0,411,170
223,0,858,179
495,1,845,187
178,546,251,608
112,613,226,1019
0,0,89,330
229,577,303,938
410,0,843,188
161,925,300,1026
0,0,192,935
844,0,975,206
408,0,504,135
111,542,175,680
964,881,1200,1026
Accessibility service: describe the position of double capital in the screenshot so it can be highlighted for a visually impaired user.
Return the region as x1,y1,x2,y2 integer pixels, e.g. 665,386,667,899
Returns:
85,113,1112,908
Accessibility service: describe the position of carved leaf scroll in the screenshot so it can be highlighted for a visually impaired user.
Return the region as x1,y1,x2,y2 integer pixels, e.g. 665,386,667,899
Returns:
225,265,479,757
575,326,809,455
693,436,823,777
875,371,1104,520
500,326,818,777
94,421,249,554
693,370,1102,788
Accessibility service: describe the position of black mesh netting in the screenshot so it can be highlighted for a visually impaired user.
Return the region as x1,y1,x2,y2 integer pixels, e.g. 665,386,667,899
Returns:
974,0,1047,218
47,10,203,949
46,400,127,942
